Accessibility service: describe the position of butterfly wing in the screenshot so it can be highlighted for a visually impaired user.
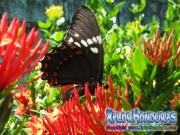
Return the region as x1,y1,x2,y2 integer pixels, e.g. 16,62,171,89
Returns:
41,6,103,88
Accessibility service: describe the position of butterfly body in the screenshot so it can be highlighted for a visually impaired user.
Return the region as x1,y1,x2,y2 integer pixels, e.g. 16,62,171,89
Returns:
41,6,104,101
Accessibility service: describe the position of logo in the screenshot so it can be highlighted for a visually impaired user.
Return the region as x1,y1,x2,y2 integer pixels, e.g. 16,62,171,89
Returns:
105,108,178,131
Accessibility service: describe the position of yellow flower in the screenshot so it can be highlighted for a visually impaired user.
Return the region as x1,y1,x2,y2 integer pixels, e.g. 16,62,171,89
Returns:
45,5,64,20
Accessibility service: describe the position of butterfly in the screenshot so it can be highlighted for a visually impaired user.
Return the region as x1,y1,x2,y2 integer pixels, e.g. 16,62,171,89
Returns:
41,6,105,101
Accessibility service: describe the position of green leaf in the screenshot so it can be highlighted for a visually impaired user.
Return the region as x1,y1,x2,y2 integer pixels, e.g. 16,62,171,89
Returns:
99,0,109,13
126,131,135,135
48,39,60,49
110,66,117,75
165,2,174,20
167,57,174,76
121,96,132,111
29,109,41,114
130,83,141,97
133,48,148,81
107,31,116,48
39,29,51,39
150,66,157,80
106,0,114,4
149,72,180,111
0,93,12,132
40,29,50,34
38,19,51,29
130,84,149,105
148,86,174,111
130,0,146,14
52,31,64,42
46,88,58,104
111,50,119,61
163,20,169,32
108,1,125,18
158,71,180,93
37,98,46,107
12,120,25,135
127,68,140,88
104,54,110,65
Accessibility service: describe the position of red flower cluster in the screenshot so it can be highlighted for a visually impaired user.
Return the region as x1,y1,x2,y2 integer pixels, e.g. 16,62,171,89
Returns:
27,114,47,135
142,29,180,67
27,77,142,135
14,88,33,116
169,92,180,110
175,41,180,67
0,13,49,91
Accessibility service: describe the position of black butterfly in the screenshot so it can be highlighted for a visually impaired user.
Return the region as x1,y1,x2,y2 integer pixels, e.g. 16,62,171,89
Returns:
41,6,105,101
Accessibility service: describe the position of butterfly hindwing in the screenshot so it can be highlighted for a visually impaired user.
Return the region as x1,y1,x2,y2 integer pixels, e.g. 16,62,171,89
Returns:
41,6,103,99
41,44,89,85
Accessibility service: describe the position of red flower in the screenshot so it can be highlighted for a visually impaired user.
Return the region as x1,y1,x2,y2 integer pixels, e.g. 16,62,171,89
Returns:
169,92,180,110
142,29,174,67
0,13,49,91
27,114,47,135
14,88,32,107
175,41,180,67
28,76,142,135
14,88,33,116
14,104,27,116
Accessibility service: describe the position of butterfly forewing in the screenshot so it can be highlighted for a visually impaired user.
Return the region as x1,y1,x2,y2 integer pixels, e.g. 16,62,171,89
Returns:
41,6,103,89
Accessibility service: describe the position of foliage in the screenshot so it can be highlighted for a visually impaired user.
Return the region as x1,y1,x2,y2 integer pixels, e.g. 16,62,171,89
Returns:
38,5,65,50
1,0,180,134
